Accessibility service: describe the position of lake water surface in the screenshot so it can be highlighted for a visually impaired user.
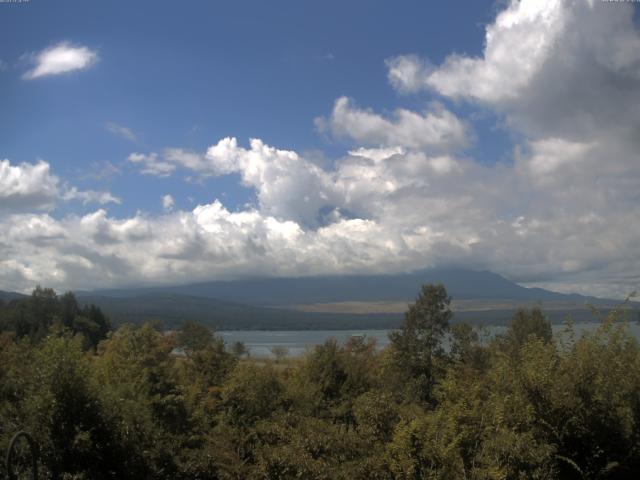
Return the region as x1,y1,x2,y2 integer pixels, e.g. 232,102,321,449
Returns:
219,321,640,358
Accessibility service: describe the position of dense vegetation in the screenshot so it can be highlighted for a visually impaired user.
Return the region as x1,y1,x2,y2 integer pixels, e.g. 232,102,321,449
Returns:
1,285,639,478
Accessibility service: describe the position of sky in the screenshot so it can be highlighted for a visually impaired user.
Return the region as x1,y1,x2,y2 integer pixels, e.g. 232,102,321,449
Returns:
1,0,639,298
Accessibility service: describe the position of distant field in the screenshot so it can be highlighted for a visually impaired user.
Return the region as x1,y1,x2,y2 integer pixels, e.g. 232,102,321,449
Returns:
285,299,621,315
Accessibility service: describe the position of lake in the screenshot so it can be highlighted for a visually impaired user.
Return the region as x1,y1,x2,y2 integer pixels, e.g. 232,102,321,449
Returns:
219,321,640,358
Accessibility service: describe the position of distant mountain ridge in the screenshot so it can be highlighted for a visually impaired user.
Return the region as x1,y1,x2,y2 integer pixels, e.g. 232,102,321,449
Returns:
79,268,611,306
4,269,632,330
0,290,27,302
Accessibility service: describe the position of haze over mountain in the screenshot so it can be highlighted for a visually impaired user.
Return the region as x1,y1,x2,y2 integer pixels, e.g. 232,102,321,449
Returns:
0,290,26,303
67,269,635,330
81,268,608,306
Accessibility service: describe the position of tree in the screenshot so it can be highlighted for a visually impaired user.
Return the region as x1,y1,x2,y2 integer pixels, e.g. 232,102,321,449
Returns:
82,304,111,347
0,288,111,349
302,338,348,411
176,321,236,390
230,340,249,358
449,323,490,371
92,323,188,478
270,345,289,363
25,286,58,342
503,306,553,352
388,283,452,404
59,291,80,329
0,334,125,479
177,320,214,354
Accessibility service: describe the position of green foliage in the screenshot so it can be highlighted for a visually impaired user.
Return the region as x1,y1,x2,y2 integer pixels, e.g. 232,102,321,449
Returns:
177,320,214,353
221,363,284,427
0,334,124,479
449,322,491,371
0,287,111,349
503,306,553,351
270,345,290,362
230,340,249,358
388,283,452,404
1,284,640,479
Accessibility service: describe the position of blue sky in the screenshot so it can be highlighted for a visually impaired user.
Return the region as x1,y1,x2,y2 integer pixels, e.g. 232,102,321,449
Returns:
1,0,507,216
1,0,639,297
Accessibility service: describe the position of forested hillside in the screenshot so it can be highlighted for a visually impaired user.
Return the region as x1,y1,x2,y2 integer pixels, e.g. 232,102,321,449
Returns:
1,285,639,478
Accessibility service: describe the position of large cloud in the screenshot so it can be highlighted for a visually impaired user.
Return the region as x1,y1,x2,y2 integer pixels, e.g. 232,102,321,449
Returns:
399,0,568,103
0,204,405,292
388,0,640,139
5,129,640,297
0,159,119,212
0,160,60,210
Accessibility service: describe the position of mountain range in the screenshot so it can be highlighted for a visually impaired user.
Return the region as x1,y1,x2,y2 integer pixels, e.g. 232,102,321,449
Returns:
77,269,610,304
73,269,633,330
3,269,634,330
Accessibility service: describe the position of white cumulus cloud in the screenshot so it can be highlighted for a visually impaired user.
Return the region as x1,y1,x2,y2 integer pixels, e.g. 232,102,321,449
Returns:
425,0,567,103
0,159,60,211
23,41,98,80
128,152,176,177
317,97,469,151
386,55,431,94
0,159,119,212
